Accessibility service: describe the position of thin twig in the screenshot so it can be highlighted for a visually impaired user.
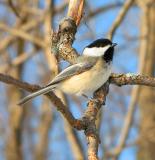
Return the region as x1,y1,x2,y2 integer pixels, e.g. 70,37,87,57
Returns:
107,0,135,40
8,0,21,18
0,23,45,48
86,2,123,20
0,51,35,73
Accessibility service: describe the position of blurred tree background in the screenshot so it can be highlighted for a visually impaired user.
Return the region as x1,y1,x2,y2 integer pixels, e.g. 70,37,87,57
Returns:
0,0,154,160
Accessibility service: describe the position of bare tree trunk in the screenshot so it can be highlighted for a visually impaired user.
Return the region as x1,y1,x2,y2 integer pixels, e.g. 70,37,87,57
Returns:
5,1,28,157
5,38,24,160
137,1,155,159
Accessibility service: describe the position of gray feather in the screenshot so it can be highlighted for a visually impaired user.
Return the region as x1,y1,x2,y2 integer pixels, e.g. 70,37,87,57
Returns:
47,61,95,86
18,85,56,105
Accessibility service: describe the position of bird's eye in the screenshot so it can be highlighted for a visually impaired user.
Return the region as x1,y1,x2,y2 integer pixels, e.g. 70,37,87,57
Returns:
112,43,117,47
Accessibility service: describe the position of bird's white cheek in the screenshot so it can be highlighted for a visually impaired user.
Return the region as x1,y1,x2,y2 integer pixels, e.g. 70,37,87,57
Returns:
83,45,111,57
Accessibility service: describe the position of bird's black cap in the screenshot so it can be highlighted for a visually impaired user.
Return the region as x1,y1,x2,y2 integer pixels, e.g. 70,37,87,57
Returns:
86,38,113,48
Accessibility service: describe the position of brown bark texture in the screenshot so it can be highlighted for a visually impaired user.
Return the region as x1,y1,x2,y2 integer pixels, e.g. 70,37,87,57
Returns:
137,0,155,159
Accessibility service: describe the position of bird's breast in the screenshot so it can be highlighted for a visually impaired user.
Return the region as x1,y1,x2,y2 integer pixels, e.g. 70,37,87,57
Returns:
58,60,112,96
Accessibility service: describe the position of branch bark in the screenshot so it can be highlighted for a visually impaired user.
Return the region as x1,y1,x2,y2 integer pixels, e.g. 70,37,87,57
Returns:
110,73,155,87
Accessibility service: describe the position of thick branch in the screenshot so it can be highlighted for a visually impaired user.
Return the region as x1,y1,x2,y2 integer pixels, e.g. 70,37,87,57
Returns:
0,73,154,129
83,84,109,160
110,73,155,87
67,0,84,26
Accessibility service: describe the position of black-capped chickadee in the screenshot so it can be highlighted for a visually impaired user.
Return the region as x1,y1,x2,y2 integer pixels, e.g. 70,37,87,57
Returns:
19,38,117,105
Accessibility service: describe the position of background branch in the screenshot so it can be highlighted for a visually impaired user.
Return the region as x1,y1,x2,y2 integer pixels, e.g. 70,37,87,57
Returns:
107,0,135,40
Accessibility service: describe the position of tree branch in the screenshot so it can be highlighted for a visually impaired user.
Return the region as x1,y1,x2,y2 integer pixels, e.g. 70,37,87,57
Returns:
110,73,155,87
86,2,123,20
83,84,109,160
0,17,44,52
0,23,45,48
0,73,84,130
0,73,154,128
0,72,154,159
107,0,135,40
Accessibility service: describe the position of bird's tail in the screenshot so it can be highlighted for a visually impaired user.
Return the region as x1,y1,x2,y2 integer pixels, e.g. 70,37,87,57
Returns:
18,85,56,105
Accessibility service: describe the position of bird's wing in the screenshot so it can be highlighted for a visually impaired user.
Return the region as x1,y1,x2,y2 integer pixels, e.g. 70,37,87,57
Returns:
46,62,94,86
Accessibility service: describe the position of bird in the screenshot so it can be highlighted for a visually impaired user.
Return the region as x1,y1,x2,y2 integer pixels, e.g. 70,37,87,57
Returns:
18,38,117,105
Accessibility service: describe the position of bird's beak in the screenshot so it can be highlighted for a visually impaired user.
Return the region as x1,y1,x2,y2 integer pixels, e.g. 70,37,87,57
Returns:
112,43,117,47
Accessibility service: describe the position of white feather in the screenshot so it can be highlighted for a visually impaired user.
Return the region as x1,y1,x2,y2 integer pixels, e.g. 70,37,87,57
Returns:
83,45,111,57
